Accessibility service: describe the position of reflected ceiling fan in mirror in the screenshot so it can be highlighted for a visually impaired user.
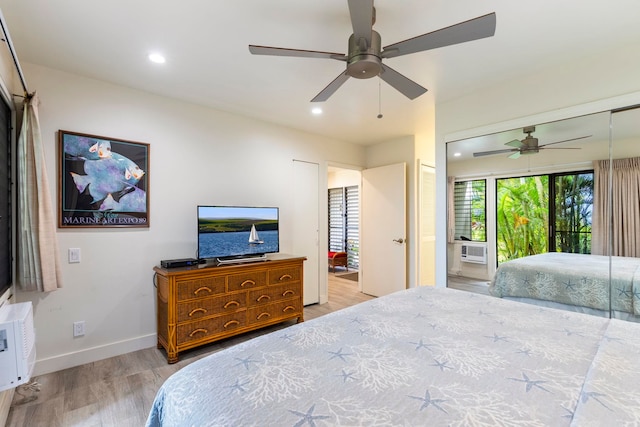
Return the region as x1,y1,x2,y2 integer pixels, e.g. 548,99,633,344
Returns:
248,0,496,102
473,126,592,159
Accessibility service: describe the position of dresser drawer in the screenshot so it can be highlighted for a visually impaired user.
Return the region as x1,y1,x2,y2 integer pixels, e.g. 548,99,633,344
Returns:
177,293,247,322
176,276,226,301
268,266,301,285
228,270,267,291
177,312,247,345
248,283,301,307
247,299,302,325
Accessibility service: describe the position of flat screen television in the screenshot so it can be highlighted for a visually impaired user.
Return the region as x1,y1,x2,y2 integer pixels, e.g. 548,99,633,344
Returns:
197,206,279,262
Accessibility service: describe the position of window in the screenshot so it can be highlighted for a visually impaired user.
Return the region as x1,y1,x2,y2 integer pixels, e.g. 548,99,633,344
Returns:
454,180,486,242
328,186,359,268
0,97,11,298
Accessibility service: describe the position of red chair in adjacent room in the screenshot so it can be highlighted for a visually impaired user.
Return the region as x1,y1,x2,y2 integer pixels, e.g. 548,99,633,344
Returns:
328,251,348,273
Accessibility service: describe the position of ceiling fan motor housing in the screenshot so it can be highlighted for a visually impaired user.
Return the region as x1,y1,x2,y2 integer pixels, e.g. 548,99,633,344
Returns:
347,30,382,79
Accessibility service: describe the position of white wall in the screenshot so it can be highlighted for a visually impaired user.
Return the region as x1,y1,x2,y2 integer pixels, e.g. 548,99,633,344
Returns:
17,63,367,375
328,168,360,188
434,40,640,286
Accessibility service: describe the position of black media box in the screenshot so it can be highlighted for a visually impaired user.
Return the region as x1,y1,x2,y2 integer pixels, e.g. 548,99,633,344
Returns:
161,258,200,268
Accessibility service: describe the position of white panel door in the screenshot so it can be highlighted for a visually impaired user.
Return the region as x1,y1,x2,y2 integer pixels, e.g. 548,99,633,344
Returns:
292,160,320,304
361,162,407,297
420,163,436,286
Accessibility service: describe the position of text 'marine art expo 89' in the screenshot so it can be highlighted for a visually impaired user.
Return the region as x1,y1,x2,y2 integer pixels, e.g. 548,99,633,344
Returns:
58,130,150,228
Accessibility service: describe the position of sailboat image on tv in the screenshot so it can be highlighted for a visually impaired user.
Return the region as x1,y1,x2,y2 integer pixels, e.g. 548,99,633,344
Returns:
248,224,264,244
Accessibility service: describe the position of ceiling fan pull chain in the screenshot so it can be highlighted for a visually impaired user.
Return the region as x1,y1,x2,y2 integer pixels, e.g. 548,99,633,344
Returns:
377,78,383,119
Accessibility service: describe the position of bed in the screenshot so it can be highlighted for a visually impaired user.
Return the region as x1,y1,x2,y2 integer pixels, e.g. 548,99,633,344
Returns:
489,252,640,321
146,286,640,426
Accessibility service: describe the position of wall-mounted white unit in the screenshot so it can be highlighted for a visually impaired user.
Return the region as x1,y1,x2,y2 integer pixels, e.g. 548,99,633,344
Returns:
0,302,36,392
460,243,487,264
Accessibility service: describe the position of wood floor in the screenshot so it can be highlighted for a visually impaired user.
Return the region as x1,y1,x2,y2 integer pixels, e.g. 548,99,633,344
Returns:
447,274,491,295
6,272,372,427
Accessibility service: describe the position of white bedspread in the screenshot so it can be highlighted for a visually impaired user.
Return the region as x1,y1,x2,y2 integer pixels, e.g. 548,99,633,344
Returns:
490,253,640,315
147,286,640,426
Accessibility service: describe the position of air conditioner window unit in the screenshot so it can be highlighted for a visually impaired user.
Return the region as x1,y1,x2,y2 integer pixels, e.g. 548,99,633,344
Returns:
0,302,36,392
461,242,487,264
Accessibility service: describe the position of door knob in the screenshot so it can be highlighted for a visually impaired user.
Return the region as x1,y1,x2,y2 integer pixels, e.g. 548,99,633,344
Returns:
393,238,405,244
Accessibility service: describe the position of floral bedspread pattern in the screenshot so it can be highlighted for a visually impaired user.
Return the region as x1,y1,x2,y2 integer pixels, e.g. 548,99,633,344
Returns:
146,287,640,426
489,253,640,315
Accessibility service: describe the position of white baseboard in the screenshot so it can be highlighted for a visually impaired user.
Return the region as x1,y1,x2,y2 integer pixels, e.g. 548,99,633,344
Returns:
33,334,157,376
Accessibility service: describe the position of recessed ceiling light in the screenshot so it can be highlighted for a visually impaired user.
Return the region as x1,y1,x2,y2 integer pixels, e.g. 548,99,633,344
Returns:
148,53,166,64
454,152,462,157
311,107,323,115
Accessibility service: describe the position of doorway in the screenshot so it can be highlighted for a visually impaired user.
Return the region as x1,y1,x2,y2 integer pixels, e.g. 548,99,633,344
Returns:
327,166,361,291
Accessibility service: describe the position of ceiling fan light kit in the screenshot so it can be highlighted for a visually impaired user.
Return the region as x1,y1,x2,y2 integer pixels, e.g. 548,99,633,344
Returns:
248,0,496,102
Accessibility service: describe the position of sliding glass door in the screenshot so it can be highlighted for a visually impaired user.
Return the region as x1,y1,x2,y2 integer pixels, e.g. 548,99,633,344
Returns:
496,171,593,263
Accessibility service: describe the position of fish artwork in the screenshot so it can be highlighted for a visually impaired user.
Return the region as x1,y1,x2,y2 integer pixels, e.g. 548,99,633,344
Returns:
63,135,112,160
99,187,147,212
70,152,145,203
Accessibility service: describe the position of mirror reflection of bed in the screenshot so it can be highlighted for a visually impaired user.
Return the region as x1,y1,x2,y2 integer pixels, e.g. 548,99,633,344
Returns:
446,107,640,321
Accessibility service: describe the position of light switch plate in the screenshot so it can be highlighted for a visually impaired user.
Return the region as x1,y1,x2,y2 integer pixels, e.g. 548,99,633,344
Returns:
68,248,81,263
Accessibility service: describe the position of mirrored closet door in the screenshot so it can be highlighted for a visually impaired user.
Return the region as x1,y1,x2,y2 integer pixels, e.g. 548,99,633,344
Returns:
445,108,639,321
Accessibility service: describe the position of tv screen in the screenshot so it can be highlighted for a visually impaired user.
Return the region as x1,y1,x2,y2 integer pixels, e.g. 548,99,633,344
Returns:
197,206,279,261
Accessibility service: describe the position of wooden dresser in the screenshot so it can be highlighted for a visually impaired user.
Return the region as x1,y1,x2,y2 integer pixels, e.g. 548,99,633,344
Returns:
154,255,305,363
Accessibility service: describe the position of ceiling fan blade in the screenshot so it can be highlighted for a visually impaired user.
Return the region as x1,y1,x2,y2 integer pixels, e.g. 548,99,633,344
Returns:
381,12,496,59
473,148,518,158
508,151,521,160
311,72,351,102
539,135,591,147
379,63,428,100
505,139,523,148
249,45,347,61
347,0,374,46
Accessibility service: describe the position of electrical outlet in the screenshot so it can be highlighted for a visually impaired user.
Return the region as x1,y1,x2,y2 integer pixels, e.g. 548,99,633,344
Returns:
73,321,85,337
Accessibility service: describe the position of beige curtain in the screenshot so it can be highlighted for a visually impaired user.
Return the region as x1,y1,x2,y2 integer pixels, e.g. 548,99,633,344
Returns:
17,93,62,292
447,176,456,243
592,157,640,257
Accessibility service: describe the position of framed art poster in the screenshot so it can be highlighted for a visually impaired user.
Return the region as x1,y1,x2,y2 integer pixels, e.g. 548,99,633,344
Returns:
58,130,150,228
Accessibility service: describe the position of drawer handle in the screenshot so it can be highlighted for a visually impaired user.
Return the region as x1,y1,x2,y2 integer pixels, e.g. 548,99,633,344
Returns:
278,274,292,281
257,312,271,320
193,286,212,296
224,301,241,309
189,328,208,337
283,305,296,312
282,290,295,297
257,295,271,302
188,308,207,317
224,320,240,328
240,279,256,287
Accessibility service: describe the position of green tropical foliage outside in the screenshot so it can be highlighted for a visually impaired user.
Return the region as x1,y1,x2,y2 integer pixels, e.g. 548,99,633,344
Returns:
496,176,549,263
553,173,593,253
496,172,593,264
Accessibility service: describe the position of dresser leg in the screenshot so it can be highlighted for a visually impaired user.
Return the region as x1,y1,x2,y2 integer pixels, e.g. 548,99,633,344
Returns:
167,352,179,364
297,315,304,323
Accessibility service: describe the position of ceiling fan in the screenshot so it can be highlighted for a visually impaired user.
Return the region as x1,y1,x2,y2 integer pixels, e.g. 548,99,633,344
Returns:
248,0,496,102
473,126,592,159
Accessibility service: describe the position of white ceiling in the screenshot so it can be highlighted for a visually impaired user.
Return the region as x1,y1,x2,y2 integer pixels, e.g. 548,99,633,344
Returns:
2,1,640,145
